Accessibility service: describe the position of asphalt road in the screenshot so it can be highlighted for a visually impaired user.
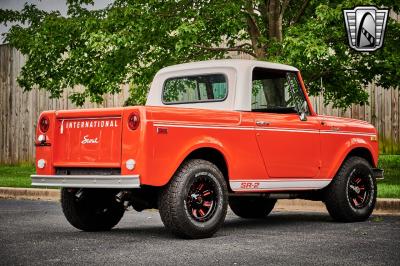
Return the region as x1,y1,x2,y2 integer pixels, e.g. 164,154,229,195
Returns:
0,200,399,266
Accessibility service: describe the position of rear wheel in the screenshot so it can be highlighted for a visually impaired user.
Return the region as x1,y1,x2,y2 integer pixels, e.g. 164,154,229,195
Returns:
324,156,376,222
229,197,277,219
61,188,125,231
158,159,228,239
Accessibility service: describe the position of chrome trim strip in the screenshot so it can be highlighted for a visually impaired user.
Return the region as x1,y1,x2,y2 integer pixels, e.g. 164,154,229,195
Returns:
57,116,121,120
153,123,253,131
230,179,331,192
152,123,375,137
319,130,375,136
31,174,140,188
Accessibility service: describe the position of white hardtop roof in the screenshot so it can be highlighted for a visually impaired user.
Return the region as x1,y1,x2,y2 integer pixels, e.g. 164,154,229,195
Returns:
147,59,300,111
157,59,299,74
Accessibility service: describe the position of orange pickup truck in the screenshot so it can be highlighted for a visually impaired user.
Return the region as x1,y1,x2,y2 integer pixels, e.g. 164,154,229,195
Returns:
32,59,383,238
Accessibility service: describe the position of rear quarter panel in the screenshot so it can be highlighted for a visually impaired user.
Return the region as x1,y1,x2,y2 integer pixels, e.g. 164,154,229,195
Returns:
141,106,267,186
121,106,148,176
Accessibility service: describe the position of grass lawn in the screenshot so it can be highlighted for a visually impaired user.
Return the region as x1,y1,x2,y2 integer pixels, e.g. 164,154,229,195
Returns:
0,155,399,198
0,164,34,188
377,155,400,199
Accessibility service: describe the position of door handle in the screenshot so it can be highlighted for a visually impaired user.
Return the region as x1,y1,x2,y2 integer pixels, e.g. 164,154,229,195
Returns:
256,121,270,126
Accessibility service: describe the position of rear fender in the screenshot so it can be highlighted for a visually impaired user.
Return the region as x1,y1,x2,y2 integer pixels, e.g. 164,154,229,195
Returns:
144,138,231,187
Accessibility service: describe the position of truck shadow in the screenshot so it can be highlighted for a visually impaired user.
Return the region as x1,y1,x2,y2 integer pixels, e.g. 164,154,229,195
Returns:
222,211,332,230
53,212,337,241
77,211,333,240
54,226,175,240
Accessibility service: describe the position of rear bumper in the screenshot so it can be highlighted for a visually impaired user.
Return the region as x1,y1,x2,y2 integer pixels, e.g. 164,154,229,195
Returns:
373,168,384,180
31,174,140,188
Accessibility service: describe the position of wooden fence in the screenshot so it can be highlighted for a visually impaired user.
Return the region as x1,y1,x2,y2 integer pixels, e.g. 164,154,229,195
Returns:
1,44,399,164
0,45,130,164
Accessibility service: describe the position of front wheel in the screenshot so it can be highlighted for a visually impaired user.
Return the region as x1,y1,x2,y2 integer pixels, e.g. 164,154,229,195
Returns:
158,159,228,239
61,188,125,231
324,156,377,222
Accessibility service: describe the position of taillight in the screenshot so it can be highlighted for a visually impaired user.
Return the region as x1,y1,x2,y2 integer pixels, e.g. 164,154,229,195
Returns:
128,113,140,130
39,116,50,133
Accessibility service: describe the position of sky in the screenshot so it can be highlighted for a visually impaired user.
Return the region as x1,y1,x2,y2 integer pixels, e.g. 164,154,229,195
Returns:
0,0,112,44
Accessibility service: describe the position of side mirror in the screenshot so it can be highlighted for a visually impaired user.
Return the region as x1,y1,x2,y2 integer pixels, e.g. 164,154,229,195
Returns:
300,112,307,121
299,100,308,121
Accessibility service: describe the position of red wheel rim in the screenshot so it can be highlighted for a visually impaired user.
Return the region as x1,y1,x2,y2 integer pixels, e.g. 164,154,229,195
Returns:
348,170,372,209
185,176,217,222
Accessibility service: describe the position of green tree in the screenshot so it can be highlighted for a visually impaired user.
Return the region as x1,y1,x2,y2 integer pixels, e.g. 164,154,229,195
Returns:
1,0,399,108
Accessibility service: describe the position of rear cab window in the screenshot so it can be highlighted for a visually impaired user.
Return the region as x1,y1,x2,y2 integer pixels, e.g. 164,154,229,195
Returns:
162,74,228,104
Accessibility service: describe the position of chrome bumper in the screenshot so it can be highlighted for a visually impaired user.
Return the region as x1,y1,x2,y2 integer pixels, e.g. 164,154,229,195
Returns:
373,168,384,180
31,174,140,188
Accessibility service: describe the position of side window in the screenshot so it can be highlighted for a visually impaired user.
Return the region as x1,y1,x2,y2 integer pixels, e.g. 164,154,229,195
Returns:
251,68,308,114
162,74,227,104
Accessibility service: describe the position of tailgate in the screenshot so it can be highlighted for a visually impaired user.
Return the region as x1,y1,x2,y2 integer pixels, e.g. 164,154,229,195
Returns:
53,110,123,167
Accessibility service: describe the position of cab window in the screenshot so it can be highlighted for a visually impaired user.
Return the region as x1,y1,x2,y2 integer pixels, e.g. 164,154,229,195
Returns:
162,74,227,104
251,67,308,114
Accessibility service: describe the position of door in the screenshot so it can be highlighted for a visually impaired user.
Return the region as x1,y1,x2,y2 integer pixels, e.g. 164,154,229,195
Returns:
251,68,320,178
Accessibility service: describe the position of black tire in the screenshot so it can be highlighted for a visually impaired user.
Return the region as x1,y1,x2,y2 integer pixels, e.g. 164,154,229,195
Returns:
158,159,228,239
229,197,277,219
61,188,125,231
324,156,377,222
